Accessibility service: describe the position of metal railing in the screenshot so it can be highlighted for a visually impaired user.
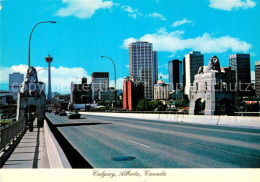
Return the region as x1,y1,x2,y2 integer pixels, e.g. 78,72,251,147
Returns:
0,119,26,153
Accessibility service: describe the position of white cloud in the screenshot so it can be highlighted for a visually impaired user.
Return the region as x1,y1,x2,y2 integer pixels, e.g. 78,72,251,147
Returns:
251,70,255,81
148,13,167,21
0,64,91,94
121,5,142,19
209,0,256,11
171,18,192,27
0,3,2,11
122,28,251,54
56,0,114,19
158,72,168,79
109,77,124,89
125,65,129,69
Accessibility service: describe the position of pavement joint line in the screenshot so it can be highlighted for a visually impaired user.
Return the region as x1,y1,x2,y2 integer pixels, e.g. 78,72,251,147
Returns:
128,139,150,148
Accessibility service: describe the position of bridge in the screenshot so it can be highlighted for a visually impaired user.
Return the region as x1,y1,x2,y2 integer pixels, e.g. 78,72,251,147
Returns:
1,112,260,168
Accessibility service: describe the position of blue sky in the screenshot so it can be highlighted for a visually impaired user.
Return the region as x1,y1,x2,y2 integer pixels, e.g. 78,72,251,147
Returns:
0,0,259,93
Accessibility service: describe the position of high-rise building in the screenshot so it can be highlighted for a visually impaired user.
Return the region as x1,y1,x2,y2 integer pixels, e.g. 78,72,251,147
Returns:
9,72,24,100
129,41,158,100
71,77,92,104
123,77,144,111
91,72,109,91
255,61,260,96
91,72,109,101
229,54,251,84
154,79,169,100
184,51,204,97
229,54,251,96
168,59,183,91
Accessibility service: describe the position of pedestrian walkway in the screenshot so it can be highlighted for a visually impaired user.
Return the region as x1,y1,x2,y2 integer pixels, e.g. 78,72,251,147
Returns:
3,122,50,168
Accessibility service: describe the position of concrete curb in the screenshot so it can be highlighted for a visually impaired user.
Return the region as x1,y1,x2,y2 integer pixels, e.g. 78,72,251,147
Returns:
44,120,71,168
79,112,260,129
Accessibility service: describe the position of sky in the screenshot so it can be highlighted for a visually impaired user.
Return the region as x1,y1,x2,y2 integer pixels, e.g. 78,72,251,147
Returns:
0,0,259,93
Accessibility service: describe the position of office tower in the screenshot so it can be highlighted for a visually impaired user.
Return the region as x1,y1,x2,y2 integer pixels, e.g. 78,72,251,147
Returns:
229,54,251,84
255,61,260,96
9,72,24,99
123,77,144,111
168,59,183,91
229,54,251,96
129,41,158,100
184,51,204,97
91,72,109,91
91,72,109,101
45,55,53,102
154,79,169,100
71,77,92,104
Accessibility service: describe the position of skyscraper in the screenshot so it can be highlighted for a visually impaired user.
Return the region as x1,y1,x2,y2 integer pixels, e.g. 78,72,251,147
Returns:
229,54,251,84
168,59,183,91
255,61,260,96
184,51,204,97
9,72,24,99
129,41,158,99
91,72,109,101
229,54,251,96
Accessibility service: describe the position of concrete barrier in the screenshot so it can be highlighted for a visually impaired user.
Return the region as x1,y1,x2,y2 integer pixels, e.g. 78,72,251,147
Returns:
80,112,260,129
44,120,71,168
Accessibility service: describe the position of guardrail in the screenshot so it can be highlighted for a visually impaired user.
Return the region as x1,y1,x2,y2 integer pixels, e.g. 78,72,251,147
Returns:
84,110,260,117
0,119,26,153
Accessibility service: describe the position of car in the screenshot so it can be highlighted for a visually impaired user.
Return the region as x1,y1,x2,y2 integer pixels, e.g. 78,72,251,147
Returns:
67,111,81,119
55,110,59,115
59,110,67,116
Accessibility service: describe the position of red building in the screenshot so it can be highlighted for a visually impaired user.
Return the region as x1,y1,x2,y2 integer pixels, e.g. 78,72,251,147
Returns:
123,77,144,111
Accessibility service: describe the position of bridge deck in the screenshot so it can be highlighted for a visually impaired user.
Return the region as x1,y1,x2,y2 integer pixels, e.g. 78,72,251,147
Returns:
2,121,50,168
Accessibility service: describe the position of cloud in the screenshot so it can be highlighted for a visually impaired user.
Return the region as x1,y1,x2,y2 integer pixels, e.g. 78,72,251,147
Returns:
109,77,124,89
251,71,255,81
0,64,91,94
56,0,114,18
125,65,129,69
121,5,142,19
0,3,2,11
122,28,251,54
171,18,192,27
209,0,256,11
148,13,167,21
158,72,168,79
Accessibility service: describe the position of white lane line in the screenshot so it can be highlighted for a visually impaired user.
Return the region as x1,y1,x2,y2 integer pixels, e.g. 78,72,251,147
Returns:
96,129,105,133
128,139,150,148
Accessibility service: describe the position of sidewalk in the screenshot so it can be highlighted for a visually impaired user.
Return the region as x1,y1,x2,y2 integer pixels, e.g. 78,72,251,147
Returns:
2,122,50,168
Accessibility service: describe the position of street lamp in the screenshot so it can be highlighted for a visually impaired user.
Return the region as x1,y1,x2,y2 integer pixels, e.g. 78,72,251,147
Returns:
100,56,117,112
36,68,48,73
28,21,56,67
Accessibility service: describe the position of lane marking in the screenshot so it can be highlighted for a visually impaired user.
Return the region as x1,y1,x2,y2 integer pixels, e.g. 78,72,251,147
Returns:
96,129,105,133
128,139,150,148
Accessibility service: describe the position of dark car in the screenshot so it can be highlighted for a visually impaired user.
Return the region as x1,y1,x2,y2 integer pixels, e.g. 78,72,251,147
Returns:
67,111,81,119
55,110,59,115
59,110,67,116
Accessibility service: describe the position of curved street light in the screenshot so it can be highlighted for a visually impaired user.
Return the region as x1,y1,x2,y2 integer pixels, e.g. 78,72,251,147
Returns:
36,68,48,73
100,56,117,111
28,21,56,67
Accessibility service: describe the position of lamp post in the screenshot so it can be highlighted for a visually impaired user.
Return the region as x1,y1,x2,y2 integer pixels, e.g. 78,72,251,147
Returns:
36,68,48,73
100,56,117,112
28,21,56,67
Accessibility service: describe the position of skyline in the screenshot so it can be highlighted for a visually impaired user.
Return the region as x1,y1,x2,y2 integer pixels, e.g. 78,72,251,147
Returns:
0,0,259,93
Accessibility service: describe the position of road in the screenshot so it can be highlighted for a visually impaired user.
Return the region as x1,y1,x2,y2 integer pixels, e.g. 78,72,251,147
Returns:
46,113,260,168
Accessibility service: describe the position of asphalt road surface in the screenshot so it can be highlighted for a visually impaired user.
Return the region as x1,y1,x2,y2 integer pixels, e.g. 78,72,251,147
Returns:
46,113,260,168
